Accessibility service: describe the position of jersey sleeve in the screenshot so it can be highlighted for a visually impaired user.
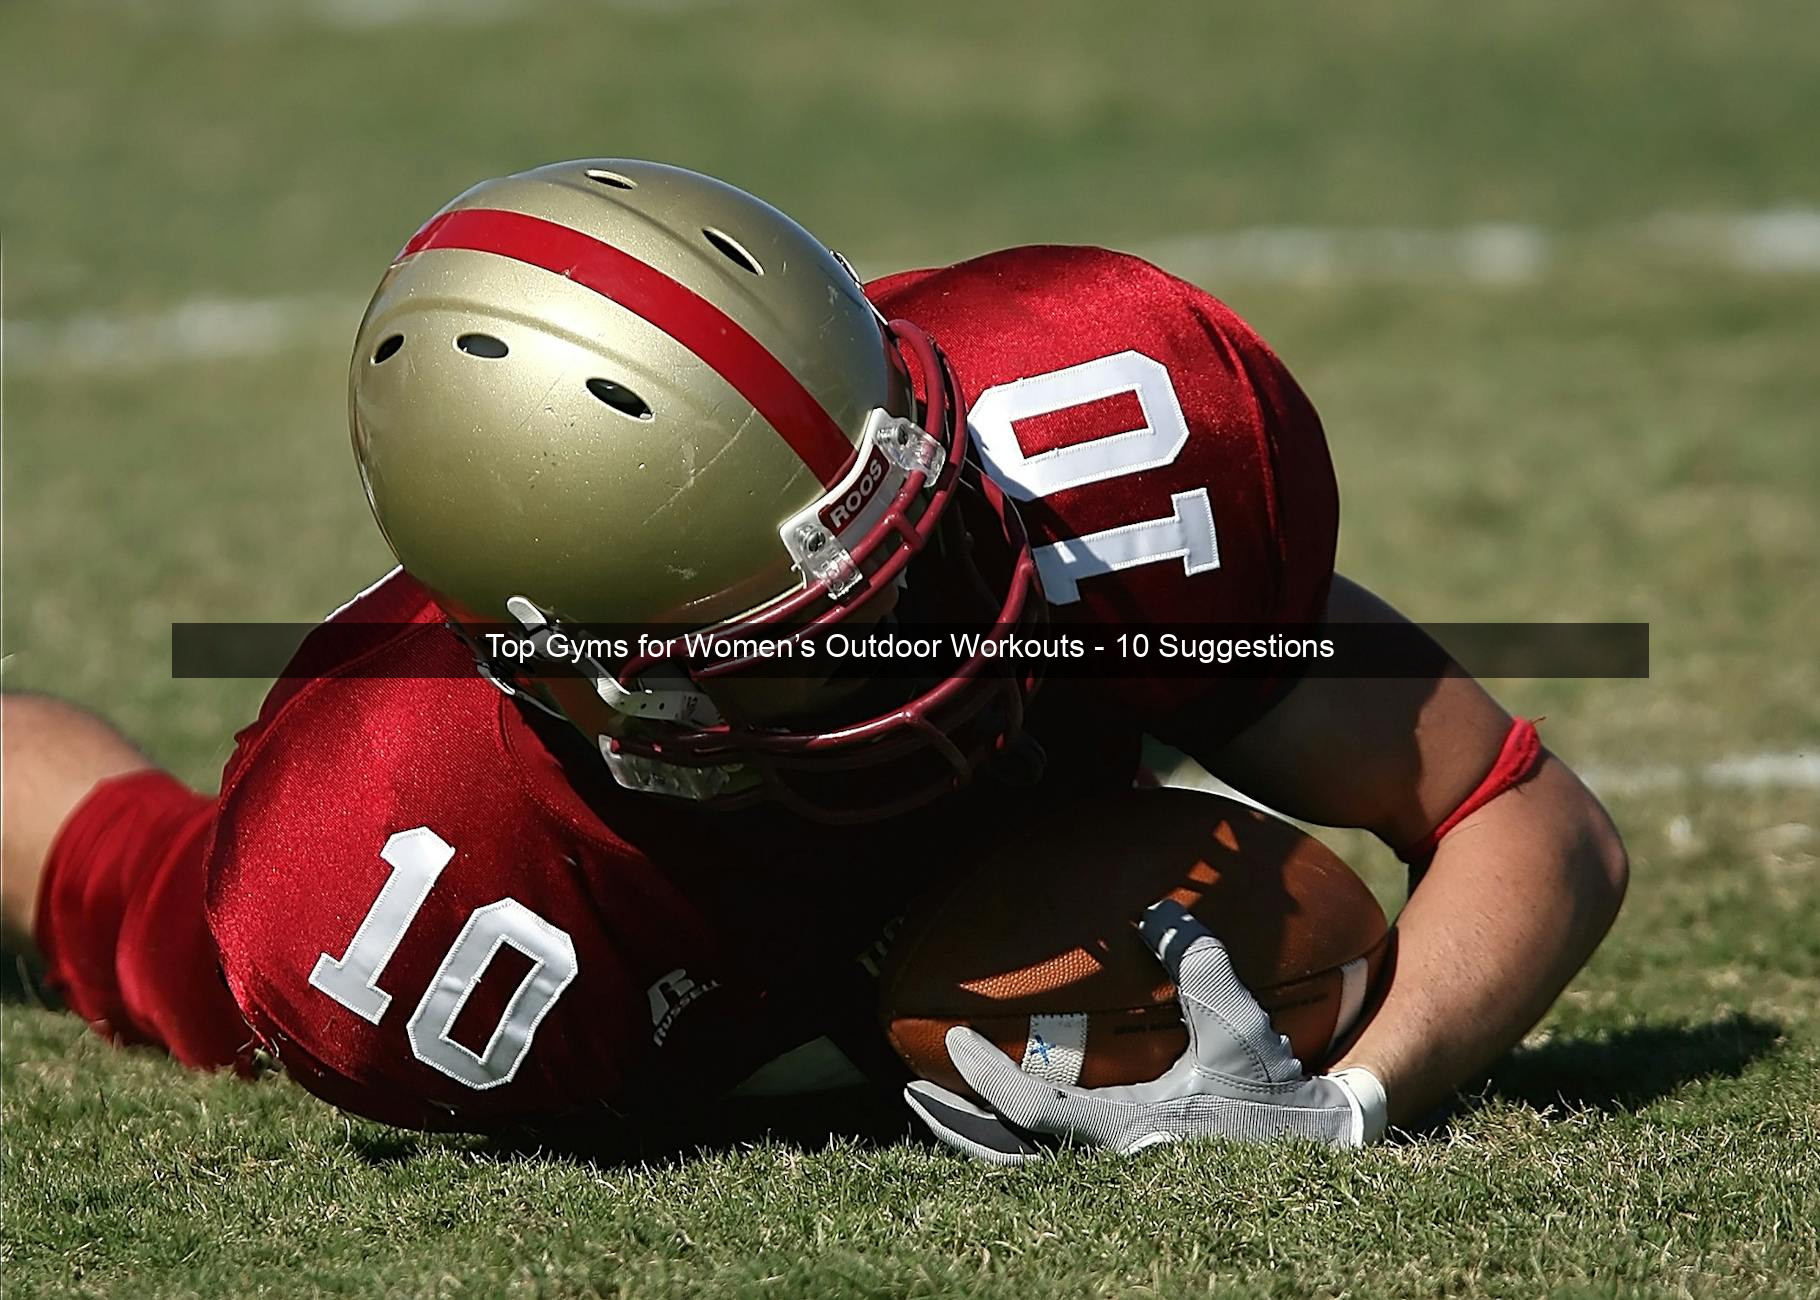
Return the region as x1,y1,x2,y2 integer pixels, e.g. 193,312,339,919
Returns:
871,246,1338,751
35,769,250,1071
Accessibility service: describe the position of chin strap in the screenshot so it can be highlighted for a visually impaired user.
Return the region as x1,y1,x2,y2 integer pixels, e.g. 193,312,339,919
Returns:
502,596,723,728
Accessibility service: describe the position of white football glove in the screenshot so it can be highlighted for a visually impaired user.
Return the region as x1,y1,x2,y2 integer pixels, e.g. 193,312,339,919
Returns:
903,899,1389,1164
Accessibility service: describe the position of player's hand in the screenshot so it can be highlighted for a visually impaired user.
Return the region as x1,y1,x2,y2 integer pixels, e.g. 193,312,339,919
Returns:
902,899,1389,1164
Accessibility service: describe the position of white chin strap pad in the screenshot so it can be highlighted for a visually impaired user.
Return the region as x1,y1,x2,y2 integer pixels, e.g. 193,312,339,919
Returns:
600,742,735,801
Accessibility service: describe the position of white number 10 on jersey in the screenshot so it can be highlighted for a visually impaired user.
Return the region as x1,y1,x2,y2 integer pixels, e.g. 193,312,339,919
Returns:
968,350,1220,604
309,827,578,1090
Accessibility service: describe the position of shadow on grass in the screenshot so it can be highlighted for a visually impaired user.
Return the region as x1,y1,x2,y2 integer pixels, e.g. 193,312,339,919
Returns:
459,1084,920,1173
2,947,911,1171
339,1075,917,1173
1469,1011,1786,1115
361,1015,1792,1171
19,948,1777,1168
1,953,59,1010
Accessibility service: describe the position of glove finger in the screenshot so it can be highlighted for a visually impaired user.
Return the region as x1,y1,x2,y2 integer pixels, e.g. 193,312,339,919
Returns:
946,1026,1080,1134
903,1082,1046,1165
1170,931,1306,1080
1138,898,1220,981
1136,905,1303,1079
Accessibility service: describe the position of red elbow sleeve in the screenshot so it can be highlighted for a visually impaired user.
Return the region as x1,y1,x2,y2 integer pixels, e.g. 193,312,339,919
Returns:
1398,717,1544,868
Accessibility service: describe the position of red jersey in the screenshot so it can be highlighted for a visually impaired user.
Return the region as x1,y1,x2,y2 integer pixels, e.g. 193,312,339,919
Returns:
196,247,1336,1130
872,246,1336,779
205,569,913,1130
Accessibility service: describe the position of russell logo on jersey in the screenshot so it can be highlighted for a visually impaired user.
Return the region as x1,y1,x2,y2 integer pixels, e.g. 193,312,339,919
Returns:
647,968,722,1046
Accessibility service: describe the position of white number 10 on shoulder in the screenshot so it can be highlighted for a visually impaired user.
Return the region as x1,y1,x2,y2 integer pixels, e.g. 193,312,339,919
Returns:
968,350,1220,604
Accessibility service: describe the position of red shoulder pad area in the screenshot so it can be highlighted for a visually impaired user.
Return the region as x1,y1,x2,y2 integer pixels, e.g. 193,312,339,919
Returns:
870,246,1337,752
203,570,914,1130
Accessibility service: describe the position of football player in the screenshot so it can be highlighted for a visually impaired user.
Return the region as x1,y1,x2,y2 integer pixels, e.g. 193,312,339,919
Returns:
2,161,1627,1153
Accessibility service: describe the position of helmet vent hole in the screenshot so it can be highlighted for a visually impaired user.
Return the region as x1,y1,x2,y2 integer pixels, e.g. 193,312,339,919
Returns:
585,168,637,190
371,334,404,364
456,333,509,359
587,378,653,421
702,227,763,276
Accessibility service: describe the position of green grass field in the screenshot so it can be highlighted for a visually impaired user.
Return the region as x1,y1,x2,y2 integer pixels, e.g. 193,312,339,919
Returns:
4,1,1817,1295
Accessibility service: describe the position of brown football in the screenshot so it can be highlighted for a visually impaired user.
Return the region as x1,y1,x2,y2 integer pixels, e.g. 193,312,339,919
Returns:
879,789,1393,1099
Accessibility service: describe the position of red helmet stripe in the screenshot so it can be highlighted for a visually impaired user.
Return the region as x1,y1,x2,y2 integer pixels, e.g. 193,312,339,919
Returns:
400,208,855,484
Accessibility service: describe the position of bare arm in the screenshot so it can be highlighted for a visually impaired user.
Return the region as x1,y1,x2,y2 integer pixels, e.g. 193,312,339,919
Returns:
1,693,154,958
1191,576,1629,1124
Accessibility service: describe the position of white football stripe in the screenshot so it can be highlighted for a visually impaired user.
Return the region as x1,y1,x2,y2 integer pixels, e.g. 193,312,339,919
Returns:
1331,956,1370,1050
1021,1013,1088,1087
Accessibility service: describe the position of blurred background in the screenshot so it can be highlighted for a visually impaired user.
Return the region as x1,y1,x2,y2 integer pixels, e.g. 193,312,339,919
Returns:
3,0,1816,795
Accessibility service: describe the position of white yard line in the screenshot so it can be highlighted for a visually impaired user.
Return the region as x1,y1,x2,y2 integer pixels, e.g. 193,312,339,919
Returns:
1136,205,1820,285
6,209,1819,376
181,0,767,30
1136,222,1554,286
272,0,526,28
1578,751,1820,797
1645,208,1820,274
3,295,350,376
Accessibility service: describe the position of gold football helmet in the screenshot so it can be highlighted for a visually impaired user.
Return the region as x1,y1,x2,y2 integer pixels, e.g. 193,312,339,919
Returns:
349,160,1042,819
